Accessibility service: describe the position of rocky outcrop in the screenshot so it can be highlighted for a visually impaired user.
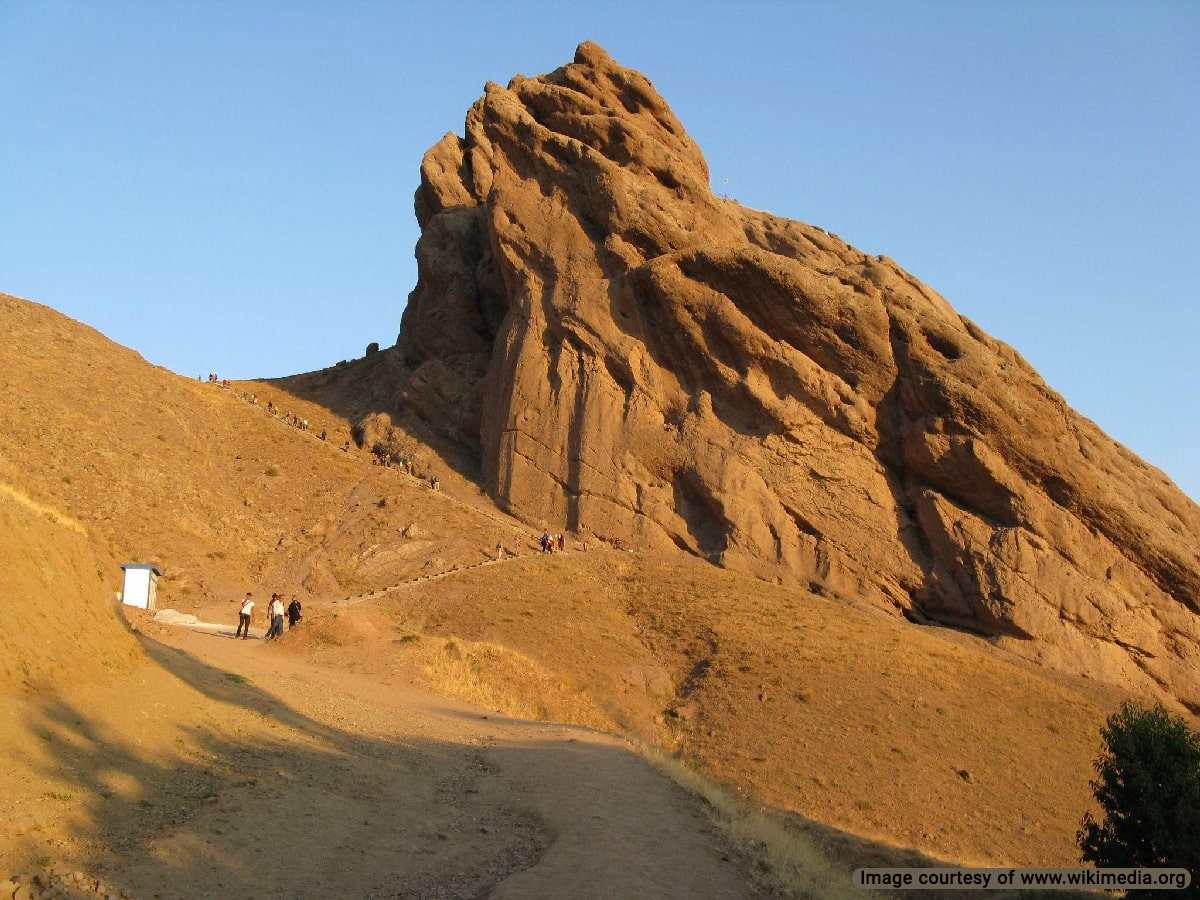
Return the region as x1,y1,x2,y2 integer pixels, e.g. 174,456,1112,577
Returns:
386,42,1200,709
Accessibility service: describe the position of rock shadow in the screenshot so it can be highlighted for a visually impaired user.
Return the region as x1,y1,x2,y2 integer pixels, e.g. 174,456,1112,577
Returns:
255,348,485,488
9,632,549,899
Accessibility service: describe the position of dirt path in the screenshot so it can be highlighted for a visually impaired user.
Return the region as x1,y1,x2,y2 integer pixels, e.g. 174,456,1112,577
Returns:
106,625,759,899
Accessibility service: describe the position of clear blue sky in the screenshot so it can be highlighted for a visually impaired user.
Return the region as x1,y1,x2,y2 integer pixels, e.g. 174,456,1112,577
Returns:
2,1,1197,502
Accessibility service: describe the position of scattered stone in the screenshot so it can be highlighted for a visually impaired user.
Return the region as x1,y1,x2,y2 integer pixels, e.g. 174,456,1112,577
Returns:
13,816,43,835
2,870,126,900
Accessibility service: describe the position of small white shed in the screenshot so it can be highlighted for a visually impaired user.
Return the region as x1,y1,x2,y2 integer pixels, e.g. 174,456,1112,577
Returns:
119,563,163,610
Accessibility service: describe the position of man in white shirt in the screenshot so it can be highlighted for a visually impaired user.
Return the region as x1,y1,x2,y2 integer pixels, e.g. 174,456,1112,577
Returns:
267,596,285,640
236,593,254,639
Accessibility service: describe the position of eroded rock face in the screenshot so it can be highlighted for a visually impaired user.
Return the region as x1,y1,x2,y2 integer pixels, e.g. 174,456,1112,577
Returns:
392,42,1200,709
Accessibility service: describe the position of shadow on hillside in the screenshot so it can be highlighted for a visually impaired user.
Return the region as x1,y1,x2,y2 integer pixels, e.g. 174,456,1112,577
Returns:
10,635,549,898
253,349,485,487
11,631,1099,899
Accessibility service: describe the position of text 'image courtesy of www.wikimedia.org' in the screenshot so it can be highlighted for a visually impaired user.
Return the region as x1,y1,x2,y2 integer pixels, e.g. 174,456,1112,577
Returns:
853,868,1193,891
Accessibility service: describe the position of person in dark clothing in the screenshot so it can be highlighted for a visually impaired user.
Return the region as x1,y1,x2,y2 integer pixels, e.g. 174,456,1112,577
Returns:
286,596,303,630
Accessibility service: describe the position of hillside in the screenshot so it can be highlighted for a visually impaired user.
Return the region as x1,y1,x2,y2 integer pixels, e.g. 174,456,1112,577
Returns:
281,547,1132,868
0,482,132,690
0,292,521,611
304,41,1200,714
1,288,1159,899
0,294,775,896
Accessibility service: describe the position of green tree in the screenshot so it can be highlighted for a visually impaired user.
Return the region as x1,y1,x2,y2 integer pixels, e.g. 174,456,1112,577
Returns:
1078,701,1200,891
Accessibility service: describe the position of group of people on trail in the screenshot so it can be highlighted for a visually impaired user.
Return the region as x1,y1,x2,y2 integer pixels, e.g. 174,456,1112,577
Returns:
231,386,448,489
492,530,569,560
371,451,414,472
235,591,302,640
539,529,565,553
230,389,328,440
370,452,439,493
262,400,309,432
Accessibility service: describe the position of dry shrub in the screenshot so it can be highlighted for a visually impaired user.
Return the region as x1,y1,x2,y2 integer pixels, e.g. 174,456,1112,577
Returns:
304,619,350,648
414,636,615,731
295,608,387,650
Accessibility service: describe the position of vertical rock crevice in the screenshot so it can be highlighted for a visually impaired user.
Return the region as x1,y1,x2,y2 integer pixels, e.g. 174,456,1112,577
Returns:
366,41,1199,709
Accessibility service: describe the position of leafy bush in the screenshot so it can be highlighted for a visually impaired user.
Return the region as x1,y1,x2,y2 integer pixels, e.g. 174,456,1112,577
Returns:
1077,701,1200,886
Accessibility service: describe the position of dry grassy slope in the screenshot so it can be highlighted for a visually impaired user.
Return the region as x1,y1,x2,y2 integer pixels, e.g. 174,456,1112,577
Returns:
0,293,516,618
613,558,1118,867
0,486,138,689
0,291,1175,877
276,545,1131,869
280,552,674,738
0,292,601,886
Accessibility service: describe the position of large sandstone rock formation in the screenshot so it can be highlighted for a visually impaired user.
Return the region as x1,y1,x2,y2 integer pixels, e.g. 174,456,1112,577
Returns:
386,42,1200,709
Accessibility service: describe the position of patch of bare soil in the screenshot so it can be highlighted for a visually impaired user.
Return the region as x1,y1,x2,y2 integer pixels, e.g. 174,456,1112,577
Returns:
314,548,1135,869
1,613,761,899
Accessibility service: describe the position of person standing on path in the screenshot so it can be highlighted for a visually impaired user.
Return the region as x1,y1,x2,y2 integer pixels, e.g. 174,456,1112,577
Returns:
236,593,254,639
267,595,285,639
286,596,303,630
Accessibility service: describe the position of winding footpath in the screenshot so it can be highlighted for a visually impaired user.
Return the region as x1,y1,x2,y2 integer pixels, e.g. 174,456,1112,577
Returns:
134,625,759,899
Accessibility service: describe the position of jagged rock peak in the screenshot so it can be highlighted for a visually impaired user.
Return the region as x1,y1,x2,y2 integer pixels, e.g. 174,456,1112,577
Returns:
414,40,712,227
383,43,1200,711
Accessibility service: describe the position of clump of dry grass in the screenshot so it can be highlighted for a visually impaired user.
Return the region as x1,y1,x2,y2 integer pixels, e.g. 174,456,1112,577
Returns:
640,746,863,900
412,635,616,732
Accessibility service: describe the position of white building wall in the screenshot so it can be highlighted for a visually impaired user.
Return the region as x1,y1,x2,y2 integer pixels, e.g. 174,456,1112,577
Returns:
121,567,158,610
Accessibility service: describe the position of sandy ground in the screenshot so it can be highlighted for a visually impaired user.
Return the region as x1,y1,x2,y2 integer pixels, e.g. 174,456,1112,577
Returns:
29,621,762,899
